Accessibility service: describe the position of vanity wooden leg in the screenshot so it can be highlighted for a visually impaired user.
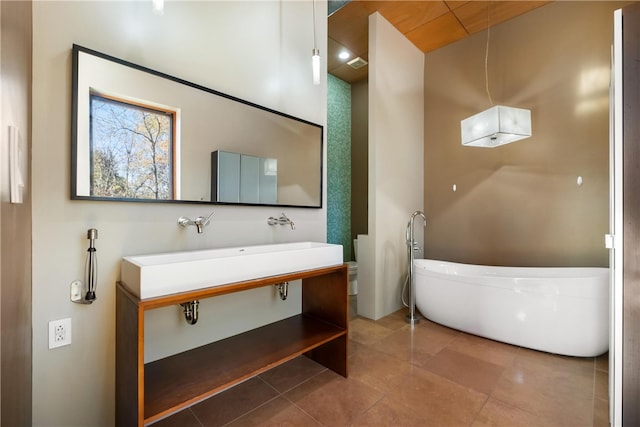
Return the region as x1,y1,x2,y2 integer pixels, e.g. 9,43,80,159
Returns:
116,284,144,426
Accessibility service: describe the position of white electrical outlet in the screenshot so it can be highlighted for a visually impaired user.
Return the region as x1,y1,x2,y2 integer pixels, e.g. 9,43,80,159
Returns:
48,318,72,349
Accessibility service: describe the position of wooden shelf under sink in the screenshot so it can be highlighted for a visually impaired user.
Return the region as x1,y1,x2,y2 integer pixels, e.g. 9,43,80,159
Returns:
116,264,348,426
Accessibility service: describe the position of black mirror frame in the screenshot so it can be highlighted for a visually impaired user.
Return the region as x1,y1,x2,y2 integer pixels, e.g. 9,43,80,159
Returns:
70,44,324,208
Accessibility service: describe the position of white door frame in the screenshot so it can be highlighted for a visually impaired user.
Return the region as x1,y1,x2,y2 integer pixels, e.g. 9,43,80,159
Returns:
609,9,623,426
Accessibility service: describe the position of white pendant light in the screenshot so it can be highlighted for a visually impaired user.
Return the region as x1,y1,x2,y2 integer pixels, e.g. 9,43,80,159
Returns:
311,0,320,85
460,5,531,148
312,48,320,85
461,105,531,147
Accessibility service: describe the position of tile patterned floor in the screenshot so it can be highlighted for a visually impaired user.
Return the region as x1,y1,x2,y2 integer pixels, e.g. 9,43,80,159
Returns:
154,306,610,427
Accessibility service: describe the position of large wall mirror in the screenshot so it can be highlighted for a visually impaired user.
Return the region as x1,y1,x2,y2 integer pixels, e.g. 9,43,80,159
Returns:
71,45,323,208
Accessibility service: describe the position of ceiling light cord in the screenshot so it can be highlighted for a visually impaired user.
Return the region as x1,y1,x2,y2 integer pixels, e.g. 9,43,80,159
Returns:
484,4,493,106
311,0,321,85
312,0,317,51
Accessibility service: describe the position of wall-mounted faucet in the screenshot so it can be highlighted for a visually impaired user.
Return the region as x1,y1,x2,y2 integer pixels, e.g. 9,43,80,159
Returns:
267,212,295,230
178,211,214,234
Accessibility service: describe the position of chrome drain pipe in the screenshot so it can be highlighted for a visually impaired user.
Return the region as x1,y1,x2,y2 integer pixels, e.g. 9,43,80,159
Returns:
180,300,199,325
276,282,289,300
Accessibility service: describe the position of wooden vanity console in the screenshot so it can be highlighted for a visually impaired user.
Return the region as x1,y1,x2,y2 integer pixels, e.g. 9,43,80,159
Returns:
116,263,348,426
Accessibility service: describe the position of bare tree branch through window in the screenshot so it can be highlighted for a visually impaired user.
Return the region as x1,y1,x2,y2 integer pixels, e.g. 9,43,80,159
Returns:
89,94,174,199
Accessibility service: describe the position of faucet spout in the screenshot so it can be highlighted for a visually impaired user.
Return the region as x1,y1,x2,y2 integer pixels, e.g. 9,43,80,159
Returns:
194,212,215,234
410,211,427,230
179,211,214,234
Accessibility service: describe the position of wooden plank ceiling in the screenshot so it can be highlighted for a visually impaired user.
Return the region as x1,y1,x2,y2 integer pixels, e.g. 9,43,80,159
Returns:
328,0,551,83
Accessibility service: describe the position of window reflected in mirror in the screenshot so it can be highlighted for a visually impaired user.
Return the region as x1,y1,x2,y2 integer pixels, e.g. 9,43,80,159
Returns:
90,93,176,199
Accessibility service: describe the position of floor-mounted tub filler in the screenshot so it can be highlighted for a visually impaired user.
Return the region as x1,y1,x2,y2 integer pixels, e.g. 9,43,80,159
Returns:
414,259,609,357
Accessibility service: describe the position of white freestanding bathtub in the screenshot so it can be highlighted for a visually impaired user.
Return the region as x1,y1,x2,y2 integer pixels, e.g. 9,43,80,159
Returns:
413,259,609,357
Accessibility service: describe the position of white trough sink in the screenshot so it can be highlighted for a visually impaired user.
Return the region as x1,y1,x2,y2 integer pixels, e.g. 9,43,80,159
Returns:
121,241,343,299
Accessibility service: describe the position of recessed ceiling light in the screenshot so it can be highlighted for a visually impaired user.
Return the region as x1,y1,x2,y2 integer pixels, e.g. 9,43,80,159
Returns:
338,51,350,60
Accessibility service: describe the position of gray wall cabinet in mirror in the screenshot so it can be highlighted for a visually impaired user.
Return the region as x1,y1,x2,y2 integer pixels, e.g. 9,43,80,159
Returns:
71,44,323,208
211,151,278,205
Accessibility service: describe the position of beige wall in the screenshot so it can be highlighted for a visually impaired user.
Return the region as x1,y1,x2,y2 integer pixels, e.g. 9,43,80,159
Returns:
1,1,32,425
359,13,424,319
32,2,327,425
424,1,625,267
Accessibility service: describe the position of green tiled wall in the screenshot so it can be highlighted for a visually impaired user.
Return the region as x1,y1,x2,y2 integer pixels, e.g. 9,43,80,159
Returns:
327,74,352,261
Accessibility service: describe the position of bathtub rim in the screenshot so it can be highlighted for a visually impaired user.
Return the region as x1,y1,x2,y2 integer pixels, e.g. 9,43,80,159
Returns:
413,258,609,299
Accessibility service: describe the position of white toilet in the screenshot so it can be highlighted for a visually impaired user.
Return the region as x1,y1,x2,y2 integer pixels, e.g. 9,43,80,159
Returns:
347,238,358,295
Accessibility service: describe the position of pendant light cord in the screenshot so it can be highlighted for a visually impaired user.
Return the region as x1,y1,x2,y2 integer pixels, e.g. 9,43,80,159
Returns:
312,0,317,50
311,0,320,85
485,3,493,106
